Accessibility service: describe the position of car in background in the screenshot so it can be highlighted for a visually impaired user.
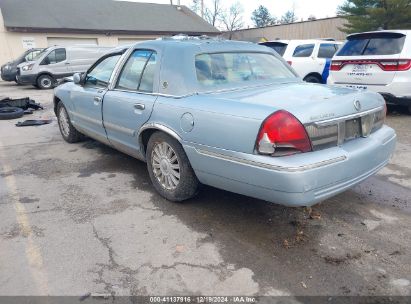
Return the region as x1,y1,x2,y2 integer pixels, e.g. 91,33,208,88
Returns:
327,30,411,113
260,39,341,83
53,37,395,207
16,45,112,89
1,48,44,82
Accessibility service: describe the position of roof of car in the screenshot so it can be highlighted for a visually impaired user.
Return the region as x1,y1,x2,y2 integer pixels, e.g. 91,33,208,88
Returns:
0,0,219,35
262,39,341,45
128,37,270,52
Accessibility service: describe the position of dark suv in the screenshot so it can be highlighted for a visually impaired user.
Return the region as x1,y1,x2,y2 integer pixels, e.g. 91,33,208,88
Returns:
1,48,43,82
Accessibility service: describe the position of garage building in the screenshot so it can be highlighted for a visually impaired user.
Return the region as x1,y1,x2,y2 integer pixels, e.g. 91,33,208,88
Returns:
0,0,219,65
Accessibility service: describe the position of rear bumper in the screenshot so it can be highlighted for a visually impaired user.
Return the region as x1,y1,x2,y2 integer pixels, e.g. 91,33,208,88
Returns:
327,75,411,106
379,93,411,107
184,125,396,207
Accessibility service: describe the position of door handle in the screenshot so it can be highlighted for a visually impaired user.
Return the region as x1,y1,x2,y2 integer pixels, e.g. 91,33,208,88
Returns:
93,96,102,104
134,103,145,110
65,62,70,65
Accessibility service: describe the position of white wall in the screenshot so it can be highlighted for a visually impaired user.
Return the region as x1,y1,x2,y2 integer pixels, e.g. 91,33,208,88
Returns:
0,8,159,65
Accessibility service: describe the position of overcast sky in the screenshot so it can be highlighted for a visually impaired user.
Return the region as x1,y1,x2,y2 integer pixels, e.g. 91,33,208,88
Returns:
117,0,345,28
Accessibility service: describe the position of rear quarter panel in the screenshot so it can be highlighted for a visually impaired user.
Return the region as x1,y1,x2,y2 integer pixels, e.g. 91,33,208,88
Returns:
149,95,271,154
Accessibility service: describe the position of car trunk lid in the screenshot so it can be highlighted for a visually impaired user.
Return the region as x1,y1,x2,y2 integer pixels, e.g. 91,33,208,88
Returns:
207,82,385,151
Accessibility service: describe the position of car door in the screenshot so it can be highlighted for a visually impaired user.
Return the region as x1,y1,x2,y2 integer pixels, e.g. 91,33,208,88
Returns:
70,53,122,143
317,43,340,83
39,48,70,77
103,49,158,158
289,43,317,79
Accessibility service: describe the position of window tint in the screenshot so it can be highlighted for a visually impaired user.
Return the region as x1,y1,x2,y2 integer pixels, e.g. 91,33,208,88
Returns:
318,44,338,58
337,34,406,56
293,44,314,57
116,50,153,91
41,48,66,65
139,53,157,92
195,52,295,87
55,49,66,62
85,54,121,88
261,42,288,56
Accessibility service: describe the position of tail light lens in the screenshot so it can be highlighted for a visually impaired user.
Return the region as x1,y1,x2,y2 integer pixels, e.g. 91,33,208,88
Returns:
287,61,292,65
330,60,343,71
256,110,312,156
379,59,411,71
330,59,411,71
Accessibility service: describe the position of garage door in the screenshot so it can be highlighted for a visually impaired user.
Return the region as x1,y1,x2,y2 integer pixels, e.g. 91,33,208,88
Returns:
47,37,98,47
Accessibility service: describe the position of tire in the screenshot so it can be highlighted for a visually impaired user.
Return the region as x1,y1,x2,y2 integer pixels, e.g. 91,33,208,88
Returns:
37,74,55,90
56,102,84,143
408,105,411,115
146,132,199,202
304,75,322,83
0,107,24,120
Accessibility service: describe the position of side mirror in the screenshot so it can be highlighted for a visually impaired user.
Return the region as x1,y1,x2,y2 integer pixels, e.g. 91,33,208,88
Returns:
73,72,85,85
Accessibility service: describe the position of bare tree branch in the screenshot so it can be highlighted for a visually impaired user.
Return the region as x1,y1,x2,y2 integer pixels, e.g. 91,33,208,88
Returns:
222,2,244,39
204,0,223,27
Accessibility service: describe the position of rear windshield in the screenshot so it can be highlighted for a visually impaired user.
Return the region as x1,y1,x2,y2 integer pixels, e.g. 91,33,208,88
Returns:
195,52,295,87
337,33,406,56
260,42,288,56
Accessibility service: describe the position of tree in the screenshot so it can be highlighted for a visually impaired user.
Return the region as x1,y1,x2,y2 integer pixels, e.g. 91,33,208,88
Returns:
222,2,244,39
280,10,297,24
338,0,411,33
251,5,276,27
204,0,223,27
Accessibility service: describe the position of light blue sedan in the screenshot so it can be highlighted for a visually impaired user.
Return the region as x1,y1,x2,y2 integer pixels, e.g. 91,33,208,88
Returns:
54,37,396,207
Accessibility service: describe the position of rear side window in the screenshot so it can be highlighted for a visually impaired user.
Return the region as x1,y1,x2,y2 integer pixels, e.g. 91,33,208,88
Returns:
116,50,156,93
337,33,406,56
293,44,314,57
41,48,66,65
318,44,339,58
261,42,288,56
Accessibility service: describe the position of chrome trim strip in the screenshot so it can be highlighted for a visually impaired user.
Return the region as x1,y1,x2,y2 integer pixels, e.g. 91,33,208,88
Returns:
138,123,182,141
314,106,384,127
196,148,347,172
111,88,195,99
104,121,136,136
69,111,102,126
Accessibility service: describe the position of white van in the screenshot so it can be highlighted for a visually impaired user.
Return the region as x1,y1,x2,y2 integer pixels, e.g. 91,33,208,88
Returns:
17,45,112,89
260,39,342,83
328,30,411,112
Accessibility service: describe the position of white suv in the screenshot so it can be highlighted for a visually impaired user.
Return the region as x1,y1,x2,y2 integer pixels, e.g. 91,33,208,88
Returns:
260,39,341,83
328,30,411,112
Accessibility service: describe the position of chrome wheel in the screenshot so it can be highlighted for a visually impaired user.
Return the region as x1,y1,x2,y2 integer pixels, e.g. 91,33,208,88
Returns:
40,77,52,89
58,106,70,137
151,142,180,190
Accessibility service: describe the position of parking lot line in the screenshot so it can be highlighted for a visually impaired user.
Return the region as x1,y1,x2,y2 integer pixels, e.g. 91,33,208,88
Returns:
0,143,49,295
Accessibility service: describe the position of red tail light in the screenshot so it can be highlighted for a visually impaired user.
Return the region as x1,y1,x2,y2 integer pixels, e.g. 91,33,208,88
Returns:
379,60,411,71
330,60,343,71
287,61,292,65
330,59,411,71
256,110,312,156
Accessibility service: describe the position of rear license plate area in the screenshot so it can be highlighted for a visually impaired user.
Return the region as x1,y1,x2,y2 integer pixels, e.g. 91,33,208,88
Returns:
345,118,362,140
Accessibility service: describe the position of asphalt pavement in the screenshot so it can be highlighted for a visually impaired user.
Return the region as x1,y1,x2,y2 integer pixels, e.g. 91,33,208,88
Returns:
0,81,410,297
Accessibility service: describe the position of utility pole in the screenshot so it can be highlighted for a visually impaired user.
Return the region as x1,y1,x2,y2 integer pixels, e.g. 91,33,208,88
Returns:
201,0,204,18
